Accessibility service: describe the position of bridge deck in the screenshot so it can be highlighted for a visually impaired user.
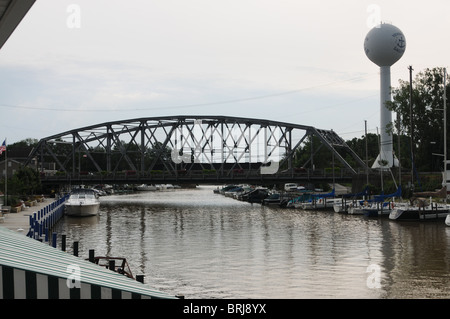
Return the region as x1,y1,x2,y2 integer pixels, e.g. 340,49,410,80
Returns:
40,168,356,185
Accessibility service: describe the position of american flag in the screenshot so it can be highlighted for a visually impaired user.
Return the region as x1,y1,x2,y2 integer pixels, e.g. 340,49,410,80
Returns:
0,140,6,155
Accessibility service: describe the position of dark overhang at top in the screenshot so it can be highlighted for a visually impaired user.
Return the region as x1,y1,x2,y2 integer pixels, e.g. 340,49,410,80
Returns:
0,0,35,50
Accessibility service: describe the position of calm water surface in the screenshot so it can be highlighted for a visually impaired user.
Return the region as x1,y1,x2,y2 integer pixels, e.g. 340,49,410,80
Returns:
53,186,450,299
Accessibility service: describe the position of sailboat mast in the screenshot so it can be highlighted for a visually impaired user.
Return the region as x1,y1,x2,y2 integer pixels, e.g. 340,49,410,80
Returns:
444,68,447,203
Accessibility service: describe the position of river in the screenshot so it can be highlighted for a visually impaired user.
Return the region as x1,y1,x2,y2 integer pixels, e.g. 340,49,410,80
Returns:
52,185,450,299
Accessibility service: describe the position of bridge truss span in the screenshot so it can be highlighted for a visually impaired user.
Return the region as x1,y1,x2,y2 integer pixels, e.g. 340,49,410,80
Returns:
26,116,368,184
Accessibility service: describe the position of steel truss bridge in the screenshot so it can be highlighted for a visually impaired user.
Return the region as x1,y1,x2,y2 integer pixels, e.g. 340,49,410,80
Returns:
25,116,368,186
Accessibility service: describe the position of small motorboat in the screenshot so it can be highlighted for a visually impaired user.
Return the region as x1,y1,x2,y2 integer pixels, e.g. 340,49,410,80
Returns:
65,188,100,217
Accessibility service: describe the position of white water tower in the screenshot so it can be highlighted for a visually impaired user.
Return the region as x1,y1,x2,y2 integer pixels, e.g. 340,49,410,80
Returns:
364,23,406,168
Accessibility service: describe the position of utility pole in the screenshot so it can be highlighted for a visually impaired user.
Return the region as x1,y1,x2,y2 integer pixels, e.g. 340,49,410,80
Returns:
408,65,414,190
365,120,369,186
397,112,401,186
444,68,447,203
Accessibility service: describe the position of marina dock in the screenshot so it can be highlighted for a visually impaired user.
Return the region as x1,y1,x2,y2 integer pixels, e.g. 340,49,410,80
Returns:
0,197,52,233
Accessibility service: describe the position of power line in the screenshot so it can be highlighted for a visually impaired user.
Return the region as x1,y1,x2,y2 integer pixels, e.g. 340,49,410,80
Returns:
0,73,377,113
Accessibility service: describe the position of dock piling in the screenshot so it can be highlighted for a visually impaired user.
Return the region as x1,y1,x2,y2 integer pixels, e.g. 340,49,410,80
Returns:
109,260,115,272
52,232,57,248
136,275,145,283
73,241,79,257
61,234,66,251
89,249,95,263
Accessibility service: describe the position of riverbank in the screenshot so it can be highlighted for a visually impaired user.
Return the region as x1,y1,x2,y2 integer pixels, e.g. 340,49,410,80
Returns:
0,197,52,233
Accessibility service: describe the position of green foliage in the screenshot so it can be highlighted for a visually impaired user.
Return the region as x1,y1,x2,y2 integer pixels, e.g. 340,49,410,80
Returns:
1,166,42,197
387,67,450,172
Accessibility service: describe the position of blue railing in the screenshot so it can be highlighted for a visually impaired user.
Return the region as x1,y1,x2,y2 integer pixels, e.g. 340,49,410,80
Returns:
27,195,70,243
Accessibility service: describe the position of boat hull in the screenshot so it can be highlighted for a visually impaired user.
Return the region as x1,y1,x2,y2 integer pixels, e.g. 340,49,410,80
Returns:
363,209,392,217
389,208,449,221
65,203,100,217
446,214,450,226
301,198,340,210
136,184,157,191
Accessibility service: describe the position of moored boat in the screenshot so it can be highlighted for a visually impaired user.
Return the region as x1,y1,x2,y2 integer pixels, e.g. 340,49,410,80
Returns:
389,203,450,221
347,186,402,216
65,188,100,217
332,187,370,213
263,193,282,205
446,213,450,226
242,188,269,203
362,201,399,217
136,184,157,191
298,189,336,210
263,192,293,206
301,197,341,210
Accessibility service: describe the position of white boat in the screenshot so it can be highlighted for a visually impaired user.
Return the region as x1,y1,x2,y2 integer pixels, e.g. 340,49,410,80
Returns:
333,199,368,213
297,189,336,210
333,202,347,213
136,184,157,191
445,214,450,226
346,186,403,216
347,202,370,215
301,198,341,210
332,187,370,213
284,183,298,192
362,202,399,217
389,202,450,221
65,188,100,217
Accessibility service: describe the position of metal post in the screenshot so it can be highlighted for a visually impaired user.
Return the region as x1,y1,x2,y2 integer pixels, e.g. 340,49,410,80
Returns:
61,234,66,251
409,65,414,188
136,275,145,283
52,232,57,248
365,120,368,186
444,68,447,203
109,260,115,272
73,241,79,257
89,249,95,262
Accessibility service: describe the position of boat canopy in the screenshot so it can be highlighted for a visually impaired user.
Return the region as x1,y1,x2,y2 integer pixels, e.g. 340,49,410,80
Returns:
311,189,335,199
372,186,402,202
342,186,369,198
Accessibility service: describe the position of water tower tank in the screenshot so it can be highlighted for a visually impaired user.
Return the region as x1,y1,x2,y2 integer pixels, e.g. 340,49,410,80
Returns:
364,23,406,66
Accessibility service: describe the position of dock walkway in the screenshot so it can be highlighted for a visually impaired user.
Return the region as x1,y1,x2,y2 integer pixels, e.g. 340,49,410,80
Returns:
0,198,52,233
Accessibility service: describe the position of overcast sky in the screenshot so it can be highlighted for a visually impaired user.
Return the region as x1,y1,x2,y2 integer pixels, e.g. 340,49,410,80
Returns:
0,0,449,144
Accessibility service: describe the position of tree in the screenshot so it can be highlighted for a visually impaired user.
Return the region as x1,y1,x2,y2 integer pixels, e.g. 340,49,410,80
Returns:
345,133,379,168
7,166,41,196
387,67,450,172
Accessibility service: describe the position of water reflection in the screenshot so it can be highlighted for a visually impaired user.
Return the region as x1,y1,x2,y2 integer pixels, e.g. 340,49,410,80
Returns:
53,186,449,298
